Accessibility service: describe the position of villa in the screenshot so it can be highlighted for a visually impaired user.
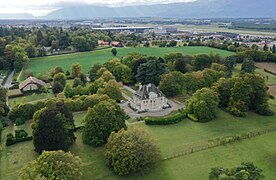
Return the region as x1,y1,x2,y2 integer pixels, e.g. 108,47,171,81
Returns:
129,83,169,112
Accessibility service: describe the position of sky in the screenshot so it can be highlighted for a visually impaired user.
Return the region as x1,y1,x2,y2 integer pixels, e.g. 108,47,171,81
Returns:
0,0,195,16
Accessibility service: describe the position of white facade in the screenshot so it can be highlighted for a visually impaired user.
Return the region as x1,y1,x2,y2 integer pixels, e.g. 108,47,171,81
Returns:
129,84,168,112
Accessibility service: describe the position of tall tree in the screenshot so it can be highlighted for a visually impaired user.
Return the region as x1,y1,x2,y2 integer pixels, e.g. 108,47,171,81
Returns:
241,59,255,73
136,59,166,85
32,101,76,153
104,127,160,175
71,63,83,78
82,99,126,146
192,54,212,71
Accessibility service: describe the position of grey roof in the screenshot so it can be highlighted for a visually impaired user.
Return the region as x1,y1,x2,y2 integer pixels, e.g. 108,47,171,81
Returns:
135,83,164,100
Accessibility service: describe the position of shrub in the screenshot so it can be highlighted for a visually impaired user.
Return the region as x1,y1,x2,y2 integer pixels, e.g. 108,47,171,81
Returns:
187,114,198,122
15,129,28,139
145,111,186,125
15,118,25,126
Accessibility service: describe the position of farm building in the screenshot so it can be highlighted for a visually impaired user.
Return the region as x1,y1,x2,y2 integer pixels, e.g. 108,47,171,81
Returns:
98,40,110,46
111,41,124,47
19,76,47,92
129,83,169,112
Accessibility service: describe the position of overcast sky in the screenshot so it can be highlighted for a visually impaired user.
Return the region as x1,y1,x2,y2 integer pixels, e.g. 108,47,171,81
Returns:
0,0,195,16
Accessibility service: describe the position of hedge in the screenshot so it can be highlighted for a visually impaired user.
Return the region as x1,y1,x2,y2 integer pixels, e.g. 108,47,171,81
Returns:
6,136,33,146
145,111,186,125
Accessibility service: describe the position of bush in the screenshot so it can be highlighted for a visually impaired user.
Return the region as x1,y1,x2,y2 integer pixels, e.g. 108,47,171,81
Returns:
15,129,28,139
6,136,32,146
15,118,25,126
264,68,276,76
145,111,186,125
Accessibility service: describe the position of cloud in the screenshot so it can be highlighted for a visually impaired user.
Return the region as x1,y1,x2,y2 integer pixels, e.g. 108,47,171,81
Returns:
0,0,195,16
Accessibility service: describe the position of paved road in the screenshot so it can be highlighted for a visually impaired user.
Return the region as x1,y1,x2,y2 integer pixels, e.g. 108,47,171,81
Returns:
4,70,14,88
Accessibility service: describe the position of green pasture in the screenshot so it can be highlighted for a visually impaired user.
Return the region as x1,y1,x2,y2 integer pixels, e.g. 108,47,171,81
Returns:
23,46,234,79
1,109,276,179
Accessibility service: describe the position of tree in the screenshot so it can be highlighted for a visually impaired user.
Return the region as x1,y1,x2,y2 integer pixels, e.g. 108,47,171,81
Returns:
192,54,212,71
272,44,276,54
11,45,30,71
19,150,82,180
49,66,64,78
209,162,264,180
72,78,84,88
263,44,269,51
223,55,237,77
88,63,102,81
212,78,233,108
36,30,44,46
71,63,82,78
167,40,177,47
53,72,66,87
72,36,95,52
159,73,181,97
32,100,75,153
111,48,117,56
82,99,126,146
186,88,219,122
104,127,160,175
241,59,255,73
97,80,123,101
52,82,64,94
136,59,166,85
0,87,9,116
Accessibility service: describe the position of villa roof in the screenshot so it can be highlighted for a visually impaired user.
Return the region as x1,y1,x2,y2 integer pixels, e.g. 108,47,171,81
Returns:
19,76,47,90
135,83,164,100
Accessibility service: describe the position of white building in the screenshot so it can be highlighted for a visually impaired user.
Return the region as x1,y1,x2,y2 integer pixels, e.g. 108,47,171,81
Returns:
129,84,169,112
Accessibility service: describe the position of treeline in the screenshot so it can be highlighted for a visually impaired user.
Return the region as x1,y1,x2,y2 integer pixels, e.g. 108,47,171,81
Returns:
0,27,113,71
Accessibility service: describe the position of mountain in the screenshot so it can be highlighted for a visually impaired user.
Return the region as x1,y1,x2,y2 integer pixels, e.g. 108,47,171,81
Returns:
0,13,35,19
45,0,276,19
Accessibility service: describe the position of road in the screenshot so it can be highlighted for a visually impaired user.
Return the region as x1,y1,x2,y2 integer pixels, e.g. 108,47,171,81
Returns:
4,70,15,88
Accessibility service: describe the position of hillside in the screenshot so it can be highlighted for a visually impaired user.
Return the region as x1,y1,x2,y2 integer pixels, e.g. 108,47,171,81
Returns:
45,0,276,19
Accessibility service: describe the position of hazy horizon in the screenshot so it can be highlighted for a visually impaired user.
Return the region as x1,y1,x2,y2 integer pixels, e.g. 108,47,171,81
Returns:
0,0,195,16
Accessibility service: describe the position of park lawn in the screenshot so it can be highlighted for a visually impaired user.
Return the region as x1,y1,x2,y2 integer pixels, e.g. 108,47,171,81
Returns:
8,93,54,108
133,110,276,157
1,109,276,179
24,46,234,78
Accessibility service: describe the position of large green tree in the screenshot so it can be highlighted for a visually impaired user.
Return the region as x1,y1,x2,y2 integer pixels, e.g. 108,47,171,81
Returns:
159,73,181,97
32,101,76,153
186,88,219,122
192,54,212,71
241,59,255,73
136,59,166,85
82,99,126,146
19,150,82,180
104,127,160,175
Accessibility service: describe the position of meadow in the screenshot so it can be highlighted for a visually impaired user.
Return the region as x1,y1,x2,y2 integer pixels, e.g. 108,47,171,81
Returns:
23,46,234,80
1,109,276,180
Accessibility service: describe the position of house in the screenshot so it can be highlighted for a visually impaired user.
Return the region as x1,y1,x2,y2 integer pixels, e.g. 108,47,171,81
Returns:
98,40,110,46
129,83,169,112
111,41,124,47
19,76,47,92
43,46,53,55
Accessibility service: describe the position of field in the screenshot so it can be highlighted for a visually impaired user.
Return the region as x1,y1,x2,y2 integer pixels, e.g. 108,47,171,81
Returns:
23,46,234,79
256,62,276,75
1,109,276,179
8,93,54,108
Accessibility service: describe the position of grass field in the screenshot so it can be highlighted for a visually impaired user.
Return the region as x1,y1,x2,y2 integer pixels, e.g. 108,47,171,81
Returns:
24,46,234,79
8,93,54,108
1,109,276,179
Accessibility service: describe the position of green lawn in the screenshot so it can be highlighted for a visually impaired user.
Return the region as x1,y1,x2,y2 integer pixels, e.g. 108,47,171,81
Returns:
24,46,234,78
8,93,54,108
1,109,276,179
